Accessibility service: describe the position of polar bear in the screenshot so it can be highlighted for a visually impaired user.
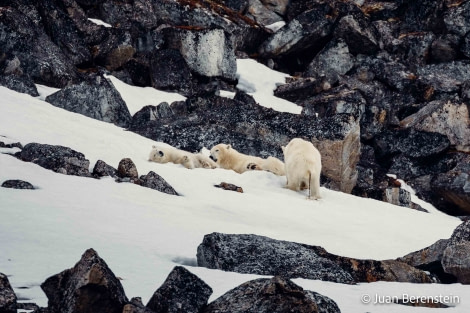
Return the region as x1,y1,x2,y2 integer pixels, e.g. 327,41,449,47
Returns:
209,144,285,175
149,145,218,169
282,138,322,200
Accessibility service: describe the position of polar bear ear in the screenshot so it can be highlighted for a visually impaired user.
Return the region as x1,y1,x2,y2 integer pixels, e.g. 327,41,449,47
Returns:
226,144,232,150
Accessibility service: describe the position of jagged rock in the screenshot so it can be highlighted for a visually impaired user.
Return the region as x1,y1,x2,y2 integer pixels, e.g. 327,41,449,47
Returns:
303,39,355,85
123,297,154,313
462,32,470,59
1,179,35,190
383,187,416,210
19,143,91,177
443,0,470,37
117,158,138,179
245,0,284,26
367,57,417,91
45,74,132,128
273,77,331,103
448,220,470,246
95,0,159,30
139,171,179,196
197,232,433,283
146,266,212,313
400,0,447,33
0,273,17,313
260,0,289,16
258,2,337,57
0,74,39,97
150,49,193,96
203,276,340,313
442,242,470,284
417,61,470,94
334,14,380,55
41,248,128,313
92,160,118,178
0,6,78,87
431,155,470,216
389,32,435,70
430,34,460,63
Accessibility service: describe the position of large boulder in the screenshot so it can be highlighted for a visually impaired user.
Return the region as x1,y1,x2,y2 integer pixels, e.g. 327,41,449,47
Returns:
197,232,434,284
41,248,128,313
442,242,470,284
19,143,91,177
140,171,179,196
0,273,17,313
203,276,340,313
146,266,212,313
0,74,39,97
46,74,132,128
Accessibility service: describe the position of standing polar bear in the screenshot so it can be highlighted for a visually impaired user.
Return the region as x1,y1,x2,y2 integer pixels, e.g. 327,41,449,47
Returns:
149,145,218,169
210,144,285,175
282,138,322,200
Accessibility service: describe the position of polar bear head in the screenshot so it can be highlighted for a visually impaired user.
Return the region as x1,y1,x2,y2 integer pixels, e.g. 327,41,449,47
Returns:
209,144,232,163
148,145,170,163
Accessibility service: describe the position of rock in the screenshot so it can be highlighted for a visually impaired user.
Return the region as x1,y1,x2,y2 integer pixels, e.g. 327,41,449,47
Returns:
401,0,447,33
139,171,179,196
303,39,355,85
214,182,244,193
117,158,139,179
41,248,128,313
417,61,470,94
442,242,470,284
383,187,415,209
197,232,433,283
0,74,39,97
146,266,212,313
150,49,193,96
92,160,118,178
46,74,132,128
399,239,450,268
203,276,341,313
0,273,17,313
1,179,35,190
430,34,460,63
448,220,470,246
260,0,289,16
258,2,337,57
165,28,237,81
123,297,154,313
443,0,470,37
0,6,78,87
19,143,91,177
245,0,284,26
462,32,470,59
334,14,380,55
273,77,331,103
431,155,470,216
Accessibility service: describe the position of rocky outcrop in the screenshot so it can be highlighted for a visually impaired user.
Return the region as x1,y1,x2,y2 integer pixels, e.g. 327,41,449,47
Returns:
18,143,91,177
146,266,212,313
0,273,16,313
41,248,128,313
203,276,341,313
442,242,470,284
1,179,35,190
140,171,179,196
197,232,433,284
45,74,132,128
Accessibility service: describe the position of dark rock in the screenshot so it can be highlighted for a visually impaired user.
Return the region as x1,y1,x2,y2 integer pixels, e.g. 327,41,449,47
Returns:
0,74,39,97
431,155,470,216
430,34,460,63
258,3,337,57
400,0,447,33
0,273,17,313
448,220,470,246
197,232,433,283
96,0,158,30
245,0,284,26
303,39,355,85
91,29,135,71
123,59,151,87
214,182,244,193
0,141,22,149
117,158,138,179
388,32,435,70
146,266,212,313
273,77,331,103
203,276,340,313
398,239,449,268
368,57,417,92
444,0,470,37
383,187,421,210
462,32,470,59
0,6,78,87
41,248,128,313
150,49,193,96
92,160,118,178
417,61,470,94
123,297,154,313
334,14,380,55
19,143,91,177
139,171,179,196
442,242,470,284
45,74,132,128
1,179,35,190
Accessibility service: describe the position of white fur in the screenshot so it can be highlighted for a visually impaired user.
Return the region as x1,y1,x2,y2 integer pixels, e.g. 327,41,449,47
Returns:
149,145,217,169
282,138,322,199
210,144,285,175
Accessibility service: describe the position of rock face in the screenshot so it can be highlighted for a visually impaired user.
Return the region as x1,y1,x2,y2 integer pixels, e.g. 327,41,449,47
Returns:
1,179,35,190
19,143,91,177
41,248,128,313
197,232,433,284
0,273,17,313
204,276,340,313
46,75,132,128
146,266,212,313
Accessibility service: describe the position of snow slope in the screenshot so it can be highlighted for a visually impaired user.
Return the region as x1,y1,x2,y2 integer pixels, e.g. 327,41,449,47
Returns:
0,60,468,312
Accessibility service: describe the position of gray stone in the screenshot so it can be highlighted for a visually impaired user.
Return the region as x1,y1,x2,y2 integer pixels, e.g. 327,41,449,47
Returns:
245,0,284,26
92,160,118,178
1,179,35,190
146,266,212,313
140,171,179,196
0,74,39,97
0,273,17,313
203,276,340,313
334,15,380,55
117,158,139,179
448,220,470,247
442,242,470,284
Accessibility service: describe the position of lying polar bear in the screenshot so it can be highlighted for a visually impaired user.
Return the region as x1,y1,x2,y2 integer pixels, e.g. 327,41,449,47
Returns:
209,143,285,175
149,145,218,169
282,138,322,200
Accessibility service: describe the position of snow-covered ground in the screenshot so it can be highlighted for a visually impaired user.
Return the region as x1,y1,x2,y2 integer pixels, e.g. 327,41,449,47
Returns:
0,59,468,312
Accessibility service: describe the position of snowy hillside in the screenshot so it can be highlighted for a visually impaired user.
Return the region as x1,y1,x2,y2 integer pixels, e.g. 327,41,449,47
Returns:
0,61,468,312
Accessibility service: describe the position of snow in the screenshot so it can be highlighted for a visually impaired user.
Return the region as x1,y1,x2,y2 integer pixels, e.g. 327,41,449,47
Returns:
87,18,112,28
0,62,468,313
265,21,286,33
